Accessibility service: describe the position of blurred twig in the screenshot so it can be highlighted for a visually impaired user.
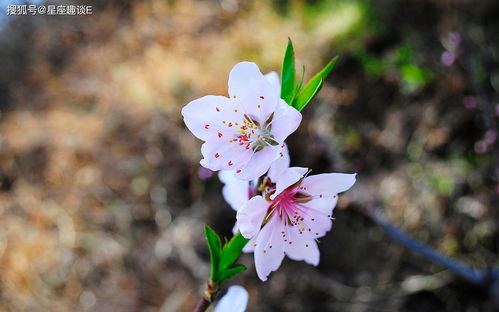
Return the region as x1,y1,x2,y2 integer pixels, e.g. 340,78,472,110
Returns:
365,206,499,306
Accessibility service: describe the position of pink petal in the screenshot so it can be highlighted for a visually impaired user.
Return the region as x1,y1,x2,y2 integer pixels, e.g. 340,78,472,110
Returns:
219,170,250,211
267,144,290,181
270,99,302,143
234,145,281,181
284,225,320,266
182,95,242,141
301,173,356,197
228,62,279,124
270,167,308,200
299,199,336,237
200,140,253,171
254,216,285,281
236,196,269,239
242,234,257,253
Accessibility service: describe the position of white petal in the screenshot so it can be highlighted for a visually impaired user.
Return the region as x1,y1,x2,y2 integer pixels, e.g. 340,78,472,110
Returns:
270,167,308,200
200,140,253,171
236,196,269,239
234,145,281,181
267,144,290,181
270,99,302,143
228,62,280,124
254,216,285,281
182,95,242,141
264,71,281,93
301,173,357,196
284,225,320,266
218,170,250,211
242,234,257,253
215,285,248,312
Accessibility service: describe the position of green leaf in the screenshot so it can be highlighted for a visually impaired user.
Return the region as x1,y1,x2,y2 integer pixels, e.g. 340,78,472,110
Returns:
290,64,305,105
219,232,249,273
281,38,296,105
204,225,222,281
293,56,338,111
217,264,247,283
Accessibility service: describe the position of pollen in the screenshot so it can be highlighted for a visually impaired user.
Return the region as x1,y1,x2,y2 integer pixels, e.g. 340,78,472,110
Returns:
257,104,261,108
233,95,237,98
234,109,238,112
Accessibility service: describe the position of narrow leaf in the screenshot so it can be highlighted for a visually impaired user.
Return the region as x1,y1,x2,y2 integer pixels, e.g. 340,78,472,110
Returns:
204,225,222,281
281,38,296,105
293,56,338,111
217,264,247,283
219,232,250,273
290,64,305,105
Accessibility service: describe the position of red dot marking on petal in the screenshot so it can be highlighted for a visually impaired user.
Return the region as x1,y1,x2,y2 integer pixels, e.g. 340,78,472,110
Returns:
281,144,285,148
260,96,265,99
218,132,223,138
228,123,233,127
228,161,233,166
216,107,220,112
214,153,220,158
204,124,209,129
236,169,241,173
280,152,283,157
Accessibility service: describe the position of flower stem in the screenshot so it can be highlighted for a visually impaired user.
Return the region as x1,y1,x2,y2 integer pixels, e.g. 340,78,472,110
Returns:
192,280,217,312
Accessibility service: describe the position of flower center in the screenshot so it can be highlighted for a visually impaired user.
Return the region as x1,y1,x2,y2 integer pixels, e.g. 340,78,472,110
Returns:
234,114,278,152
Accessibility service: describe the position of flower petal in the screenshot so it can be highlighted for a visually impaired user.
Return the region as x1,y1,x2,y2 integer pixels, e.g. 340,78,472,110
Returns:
219,170,250,211
242,234,257,253
215,285,248,312
270,99,302,143
264,71,281,93
200,140,253,171
299,198,337,237
236,196,269,239
267,144,290,181
301,173,357,196
254,216,285,281
284,225,320,266
234,145,282,181
228,62,279,123
270,167,308,200
182,95,242,141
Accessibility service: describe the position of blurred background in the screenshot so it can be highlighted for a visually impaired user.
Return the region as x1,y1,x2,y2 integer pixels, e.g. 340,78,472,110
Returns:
0,0,498,311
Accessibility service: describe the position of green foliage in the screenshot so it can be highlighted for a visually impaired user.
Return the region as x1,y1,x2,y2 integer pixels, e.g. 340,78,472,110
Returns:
281,38,296,105
204,225,222,281
293,57,338,111
204,226,249,284
217,264,247,282
281,39,339,112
